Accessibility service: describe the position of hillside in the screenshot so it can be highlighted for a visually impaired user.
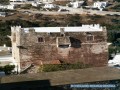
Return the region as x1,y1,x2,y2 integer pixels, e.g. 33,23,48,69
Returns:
0,12,119,46
0,0,9,4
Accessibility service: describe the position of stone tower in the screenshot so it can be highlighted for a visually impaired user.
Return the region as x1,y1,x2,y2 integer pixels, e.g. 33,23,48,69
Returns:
9,25,108,73
10,26,22,73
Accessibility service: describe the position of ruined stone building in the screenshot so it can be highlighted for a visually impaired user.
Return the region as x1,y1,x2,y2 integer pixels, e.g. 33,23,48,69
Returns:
9,24,108,73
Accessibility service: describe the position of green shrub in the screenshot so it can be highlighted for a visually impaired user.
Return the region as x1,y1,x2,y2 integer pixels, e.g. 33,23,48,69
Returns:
3,65,15,75
21,4,32,9
114,0,120,2
40,63,91,72
0,0,9,4
111,4,120,11
0,65,15,75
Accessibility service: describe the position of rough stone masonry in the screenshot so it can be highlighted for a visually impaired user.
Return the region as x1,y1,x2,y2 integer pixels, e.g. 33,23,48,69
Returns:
9,24,108,73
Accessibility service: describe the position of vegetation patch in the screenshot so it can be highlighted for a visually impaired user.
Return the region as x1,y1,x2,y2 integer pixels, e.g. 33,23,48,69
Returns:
21,4,32,9
0,65,15,75
111,4,120,11
39,63,92,72
0,0,9,4
53,1,70,6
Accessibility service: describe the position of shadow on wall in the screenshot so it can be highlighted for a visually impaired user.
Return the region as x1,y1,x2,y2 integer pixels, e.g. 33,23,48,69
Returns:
70,37,81,48
0,79,51,90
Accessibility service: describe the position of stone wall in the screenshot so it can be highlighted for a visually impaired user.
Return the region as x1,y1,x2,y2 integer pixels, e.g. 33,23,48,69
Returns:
15,27,108,71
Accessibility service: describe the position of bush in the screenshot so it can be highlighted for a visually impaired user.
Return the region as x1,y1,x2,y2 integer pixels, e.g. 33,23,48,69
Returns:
114,0,120,2
40,63,91,72
21,4,32,9
0,65,15,75
111,4,120,11
111,19,120,24
0,66,4,71
0,0,9,4
53,1,70,6
3,65,15,75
